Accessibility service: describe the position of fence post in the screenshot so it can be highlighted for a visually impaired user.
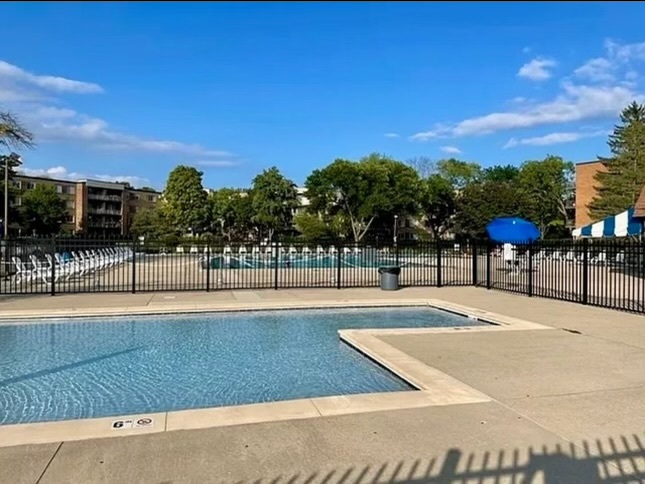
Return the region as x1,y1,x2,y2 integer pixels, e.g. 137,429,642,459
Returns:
50,236,56,296
336,242,342,289
131,238,137,294
471,241,478,286
527,243,533,297
436,240,442,288
486,241,491,290
206,244,211,292
582,238,589,305
273,241,279,290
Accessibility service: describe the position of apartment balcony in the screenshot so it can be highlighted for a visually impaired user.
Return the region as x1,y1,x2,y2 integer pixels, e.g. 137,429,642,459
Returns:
87,219,122,228
88,208,122,216
88,193,123,202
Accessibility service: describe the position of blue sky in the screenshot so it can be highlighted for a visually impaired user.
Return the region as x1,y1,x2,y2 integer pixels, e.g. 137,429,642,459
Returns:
2,2,645,190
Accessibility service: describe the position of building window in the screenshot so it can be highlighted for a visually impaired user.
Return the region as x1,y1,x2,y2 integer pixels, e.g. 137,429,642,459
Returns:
65,215,74,223
147,195,155,202
27,182,36,190
56,185,63,194
15,180,22,190
15,196,21,207
66,201,74,209
68,186,75,195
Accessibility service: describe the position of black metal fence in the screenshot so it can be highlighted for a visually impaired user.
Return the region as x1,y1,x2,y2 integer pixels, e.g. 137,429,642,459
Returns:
1,237,644,313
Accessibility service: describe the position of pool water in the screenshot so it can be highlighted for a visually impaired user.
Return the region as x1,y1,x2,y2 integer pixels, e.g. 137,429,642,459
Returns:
0,307,483,424
205,253,401,269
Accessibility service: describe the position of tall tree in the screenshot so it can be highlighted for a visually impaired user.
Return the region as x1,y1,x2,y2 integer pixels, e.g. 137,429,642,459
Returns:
435,158,482,189
482,164,520,183
20,184,67,236
130,205,173,239
1,111,34,235
209,188,255,241
305,153,421,242
517,155,574,237
0,112,34,151
453,180,524,239
589,101,645,220
419,174,455,239
406,156,436,179
162,165,209,235
250,167,299,241
0,153,24,228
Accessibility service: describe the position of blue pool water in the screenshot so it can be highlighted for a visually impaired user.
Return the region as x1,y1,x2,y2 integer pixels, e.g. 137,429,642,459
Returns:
206,253,404,269
0,307,483,424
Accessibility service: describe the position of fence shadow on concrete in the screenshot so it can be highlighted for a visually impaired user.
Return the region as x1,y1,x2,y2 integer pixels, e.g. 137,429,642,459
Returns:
239,432,645,483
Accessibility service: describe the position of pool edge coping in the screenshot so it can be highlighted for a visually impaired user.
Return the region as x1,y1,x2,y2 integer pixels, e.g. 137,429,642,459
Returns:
0,299,434,323
0,299,551,448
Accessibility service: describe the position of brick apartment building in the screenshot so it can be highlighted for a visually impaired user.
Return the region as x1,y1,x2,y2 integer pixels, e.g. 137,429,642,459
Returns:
11,175,161,236
575,160,606,228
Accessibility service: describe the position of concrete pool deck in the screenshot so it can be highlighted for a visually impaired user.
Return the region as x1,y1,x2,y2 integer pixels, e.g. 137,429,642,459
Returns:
2,287,645,482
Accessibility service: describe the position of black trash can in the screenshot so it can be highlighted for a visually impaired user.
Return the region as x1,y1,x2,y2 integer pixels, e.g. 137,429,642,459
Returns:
378,265,401,291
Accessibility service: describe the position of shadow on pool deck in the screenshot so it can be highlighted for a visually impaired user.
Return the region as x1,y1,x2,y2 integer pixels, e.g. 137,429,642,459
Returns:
231,434,644,483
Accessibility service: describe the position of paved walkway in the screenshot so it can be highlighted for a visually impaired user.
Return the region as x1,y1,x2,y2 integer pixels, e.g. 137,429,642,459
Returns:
2,288,645,483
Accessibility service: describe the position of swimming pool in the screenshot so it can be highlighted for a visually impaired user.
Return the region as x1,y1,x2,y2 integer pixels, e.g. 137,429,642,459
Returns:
204,253,402,269
0,307,483,424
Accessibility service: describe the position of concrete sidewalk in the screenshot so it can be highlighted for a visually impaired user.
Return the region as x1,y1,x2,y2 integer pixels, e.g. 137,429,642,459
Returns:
2,288,645,483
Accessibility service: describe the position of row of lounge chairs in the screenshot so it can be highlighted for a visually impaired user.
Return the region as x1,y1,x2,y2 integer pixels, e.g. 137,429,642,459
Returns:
11,247,132,285
176,245,391,256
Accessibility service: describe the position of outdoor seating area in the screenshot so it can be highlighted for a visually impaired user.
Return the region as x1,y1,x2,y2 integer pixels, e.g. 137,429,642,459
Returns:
10,247,133,285
493,245,633,274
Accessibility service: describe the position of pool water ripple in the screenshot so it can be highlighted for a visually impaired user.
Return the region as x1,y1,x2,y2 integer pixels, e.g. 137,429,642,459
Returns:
0,307,482,424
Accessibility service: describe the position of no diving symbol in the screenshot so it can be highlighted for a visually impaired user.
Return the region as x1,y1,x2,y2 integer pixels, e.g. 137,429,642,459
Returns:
111,417,154,430
135,417,153,428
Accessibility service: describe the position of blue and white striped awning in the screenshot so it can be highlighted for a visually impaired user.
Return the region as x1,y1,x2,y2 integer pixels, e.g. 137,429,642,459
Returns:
572,208,642,238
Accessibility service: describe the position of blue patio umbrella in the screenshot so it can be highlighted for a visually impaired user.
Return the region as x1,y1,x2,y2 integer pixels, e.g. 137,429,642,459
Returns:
485,217,540,244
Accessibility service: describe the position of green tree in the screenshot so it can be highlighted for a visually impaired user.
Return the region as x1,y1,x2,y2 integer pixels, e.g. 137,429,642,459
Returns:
293,212,330,241
130,206,173,239
20,184,67,235
1,111,34,234
406,156,436,179
589,101,645,220
0,112,34,150
305,153,421,242
435,158,482,189
162,165,209,235
419,174,455,239
517,155,574,238
453,180,524,239
0,153,24,228
482,164,520,183
250,167,299,241
209,188,255,241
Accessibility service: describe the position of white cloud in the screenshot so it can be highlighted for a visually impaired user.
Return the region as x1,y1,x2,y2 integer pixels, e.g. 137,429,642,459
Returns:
410,82,639,139
574,57,615,82
574,39,645,83
18,165,151,188
440,145,462,155
384,132,400,138
0,60,103,94
503,129,608,149
0,59,233,162
517,57,557,81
